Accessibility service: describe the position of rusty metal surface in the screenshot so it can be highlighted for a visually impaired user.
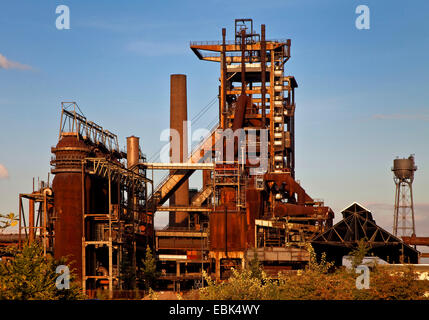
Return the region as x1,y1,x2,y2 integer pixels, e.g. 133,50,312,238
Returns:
28,196,35,243
52,135,92,280
247,247,310,262
126,136,140,169
245,188,262,247
264,172,313,205
209,207,247,252
402,236,429,246
18,19,360,289
169,74,189,227
157,237,208,250
52,173,88,279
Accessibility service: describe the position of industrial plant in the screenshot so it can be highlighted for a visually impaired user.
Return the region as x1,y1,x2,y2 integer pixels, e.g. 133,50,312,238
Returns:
4,19,428,295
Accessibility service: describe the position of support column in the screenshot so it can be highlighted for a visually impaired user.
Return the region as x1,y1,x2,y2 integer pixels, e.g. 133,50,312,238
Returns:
176,261,181,277
28,198,35,243
215,257,221,281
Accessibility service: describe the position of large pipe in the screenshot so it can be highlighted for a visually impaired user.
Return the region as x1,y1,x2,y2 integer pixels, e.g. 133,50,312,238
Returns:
169,74,189,227
402,236,429,246
261,24,266,128
240,29,246,95
221,28,227,129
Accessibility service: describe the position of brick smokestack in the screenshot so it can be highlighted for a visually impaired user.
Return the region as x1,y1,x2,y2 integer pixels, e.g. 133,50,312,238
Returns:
169,74,189,227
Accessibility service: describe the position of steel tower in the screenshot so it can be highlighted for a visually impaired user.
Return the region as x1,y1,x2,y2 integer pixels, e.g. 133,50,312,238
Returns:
392,155,417,237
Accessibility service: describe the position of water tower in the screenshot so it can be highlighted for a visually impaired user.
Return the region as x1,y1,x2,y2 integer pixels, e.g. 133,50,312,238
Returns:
392,155,417,237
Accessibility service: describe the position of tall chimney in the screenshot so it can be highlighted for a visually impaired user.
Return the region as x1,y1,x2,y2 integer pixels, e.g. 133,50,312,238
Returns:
127,135,140,225
169,74,189,227
126,136,140,169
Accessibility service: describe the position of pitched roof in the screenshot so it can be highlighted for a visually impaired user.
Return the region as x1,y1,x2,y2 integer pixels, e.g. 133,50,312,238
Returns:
340,201,372,215
340,202,374,222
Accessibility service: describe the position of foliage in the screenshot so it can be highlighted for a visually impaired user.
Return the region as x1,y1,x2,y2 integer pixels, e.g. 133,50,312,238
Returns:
138,245,159,290
199,244,429,300
306,244,334,274
147,288,158,300
0,213,17,232
0,242,85,300
247,249,262,280
199,269,278,300
349,238,371,269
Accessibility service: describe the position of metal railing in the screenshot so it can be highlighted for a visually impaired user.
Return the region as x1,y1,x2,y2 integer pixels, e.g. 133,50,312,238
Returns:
59,102,120,153
190,39,290,46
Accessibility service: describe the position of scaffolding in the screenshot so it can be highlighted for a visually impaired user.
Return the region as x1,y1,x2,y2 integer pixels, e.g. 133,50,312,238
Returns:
81,157,152,294
213,162,247,210
190,19,296,176
18,183,54,256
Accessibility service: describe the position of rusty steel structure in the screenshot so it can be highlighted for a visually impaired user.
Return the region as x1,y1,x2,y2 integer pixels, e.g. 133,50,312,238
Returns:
392,155,417,237
48,102,152,293
393,156,429,257
14,18,425,294
18,179,54,256
150,19,334,287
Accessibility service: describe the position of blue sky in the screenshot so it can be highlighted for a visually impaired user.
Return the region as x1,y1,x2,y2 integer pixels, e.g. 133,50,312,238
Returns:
1,0,429,247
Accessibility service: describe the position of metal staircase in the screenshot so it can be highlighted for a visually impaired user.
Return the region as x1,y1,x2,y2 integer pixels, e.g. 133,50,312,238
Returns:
191,185,213,206
148,123,219,208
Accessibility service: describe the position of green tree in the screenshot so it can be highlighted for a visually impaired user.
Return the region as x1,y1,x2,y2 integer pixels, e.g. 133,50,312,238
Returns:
247,249,262,279
0,242,85,300
349,238,371,269
139,245,159,290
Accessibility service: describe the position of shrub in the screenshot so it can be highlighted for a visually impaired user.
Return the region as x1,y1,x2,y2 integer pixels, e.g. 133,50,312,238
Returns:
0,242,85,300
199,244,429,300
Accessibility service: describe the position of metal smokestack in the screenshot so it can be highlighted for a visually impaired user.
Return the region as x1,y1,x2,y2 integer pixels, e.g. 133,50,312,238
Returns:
169,74,189,227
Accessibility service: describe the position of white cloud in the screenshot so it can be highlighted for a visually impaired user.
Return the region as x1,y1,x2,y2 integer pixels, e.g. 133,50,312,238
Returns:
0,53,33,70
0,164,9,179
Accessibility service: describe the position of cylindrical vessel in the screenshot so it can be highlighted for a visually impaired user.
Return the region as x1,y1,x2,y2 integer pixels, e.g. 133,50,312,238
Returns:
52,134,91,281
169,74,189,227
393,157,415,180
126,136,140,169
